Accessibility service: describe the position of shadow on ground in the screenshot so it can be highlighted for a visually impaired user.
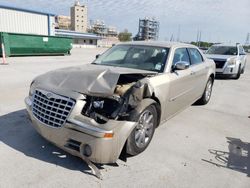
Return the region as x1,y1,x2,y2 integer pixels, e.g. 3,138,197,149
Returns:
202,137,250,177
0,109,96,175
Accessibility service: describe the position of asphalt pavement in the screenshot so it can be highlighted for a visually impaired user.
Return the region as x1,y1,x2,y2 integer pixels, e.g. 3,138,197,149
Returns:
0,49,249,188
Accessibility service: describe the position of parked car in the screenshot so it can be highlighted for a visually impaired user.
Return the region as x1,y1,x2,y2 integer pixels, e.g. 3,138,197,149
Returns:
205,43,247,79
25,41,215,165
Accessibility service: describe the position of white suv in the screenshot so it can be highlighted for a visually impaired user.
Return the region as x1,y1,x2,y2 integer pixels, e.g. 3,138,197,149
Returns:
206,43,247,79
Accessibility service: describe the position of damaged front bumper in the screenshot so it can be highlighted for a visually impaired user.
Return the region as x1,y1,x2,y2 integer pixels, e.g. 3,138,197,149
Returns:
25,96,137,164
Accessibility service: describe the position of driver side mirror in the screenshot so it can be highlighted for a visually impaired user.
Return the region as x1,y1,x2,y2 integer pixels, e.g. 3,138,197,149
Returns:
96,54,100,59
173,61,190,71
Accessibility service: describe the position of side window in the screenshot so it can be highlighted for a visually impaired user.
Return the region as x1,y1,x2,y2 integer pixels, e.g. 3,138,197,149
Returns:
239,46,245,55
188,48,203,65
172,48,190,66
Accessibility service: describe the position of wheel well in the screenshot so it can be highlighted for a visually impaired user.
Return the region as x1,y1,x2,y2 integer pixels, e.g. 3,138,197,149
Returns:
151,93,161,127
210,73,215,83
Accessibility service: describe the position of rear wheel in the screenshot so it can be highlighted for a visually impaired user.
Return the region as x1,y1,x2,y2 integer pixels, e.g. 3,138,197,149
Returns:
126,104,157,156
196,77,213,105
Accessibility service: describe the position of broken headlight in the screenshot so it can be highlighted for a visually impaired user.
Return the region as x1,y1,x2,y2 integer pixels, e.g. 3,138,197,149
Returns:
82,96,123,123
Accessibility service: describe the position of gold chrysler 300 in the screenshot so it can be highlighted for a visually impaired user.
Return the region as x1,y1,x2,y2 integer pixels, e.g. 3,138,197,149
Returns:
25,41,215,164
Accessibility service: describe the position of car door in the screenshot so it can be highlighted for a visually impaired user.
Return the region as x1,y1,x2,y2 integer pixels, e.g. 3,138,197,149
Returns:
187,48,208,99
166,48,196,119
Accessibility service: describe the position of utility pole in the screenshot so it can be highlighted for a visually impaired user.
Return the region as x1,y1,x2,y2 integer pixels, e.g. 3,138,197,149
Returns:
245,33,250,45
177,25,180,42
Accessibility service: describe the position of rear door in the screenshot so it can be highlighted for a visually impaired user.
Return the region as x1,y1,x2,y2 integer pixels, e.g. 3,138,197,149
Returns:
166,48,196,119
187,48,208,99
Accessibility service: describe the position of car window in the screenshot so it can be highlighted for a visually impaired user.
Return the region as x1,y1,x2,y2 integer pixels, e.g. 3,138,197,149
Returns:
102,46,127,62
188,48,203,65
172,48,190,66
239,46,245,55
93,45,169,73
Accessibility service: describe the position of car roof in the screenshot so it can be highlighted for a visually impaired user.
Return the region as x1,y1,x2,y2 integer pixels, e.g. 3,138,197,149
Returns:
117,41,196,48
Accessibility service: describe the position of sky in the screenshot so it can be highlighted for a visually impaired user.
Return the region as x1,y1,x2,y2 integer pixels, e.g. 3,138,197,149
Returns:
0,0,249,43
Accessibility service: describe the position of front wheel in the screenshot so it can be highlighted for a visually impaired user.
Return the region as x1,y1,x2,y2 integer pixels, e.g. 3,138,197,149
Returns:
196,77,213,105
126,104,157,156
234,64,241,79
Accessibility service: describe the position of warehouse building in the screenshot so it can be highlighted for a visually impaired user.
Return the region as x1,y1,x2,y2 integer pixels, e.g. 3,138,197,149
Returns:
0,4,102,48
0,5,55,36
55,29,101,48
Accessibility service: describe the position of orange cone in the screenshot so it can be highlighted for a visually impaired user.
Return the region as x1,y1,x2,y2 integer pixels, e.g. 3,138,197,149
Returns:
1,43,8,65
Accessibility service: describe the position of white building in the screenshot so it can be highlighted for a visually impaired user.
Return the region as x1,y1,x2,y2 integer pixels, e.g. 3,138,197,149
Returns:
70,1,88,33
0,5,55,36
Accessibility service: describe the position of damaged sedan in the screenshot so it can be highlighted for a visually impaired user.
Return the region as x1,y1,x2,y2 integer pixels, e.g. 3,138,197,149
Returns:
25,41,215,166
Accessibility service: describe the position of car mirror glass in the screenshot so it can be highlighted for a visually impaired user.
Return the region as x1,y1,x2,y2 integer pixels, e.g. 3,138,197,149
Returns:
173,61,190,71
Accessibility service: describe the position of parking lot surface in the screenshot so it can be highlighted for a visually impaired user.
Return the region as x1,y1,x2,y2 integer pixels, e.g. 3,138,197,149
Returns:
0,49,250,188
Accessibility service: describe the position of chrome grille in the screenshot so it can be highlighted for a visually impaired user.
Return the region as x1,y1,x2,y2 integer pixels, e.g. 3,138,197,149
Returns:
32,90,75,128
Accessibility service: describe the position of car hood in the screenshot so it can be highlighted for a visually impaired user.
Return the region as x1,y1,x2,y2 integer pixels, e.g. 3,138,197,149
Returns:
205,54,236,61
34,64,157,96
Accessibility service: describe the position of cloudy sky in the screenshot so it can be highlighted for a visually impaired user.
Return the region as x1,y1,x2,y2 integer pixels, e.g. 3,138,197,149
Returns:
0,0,249,43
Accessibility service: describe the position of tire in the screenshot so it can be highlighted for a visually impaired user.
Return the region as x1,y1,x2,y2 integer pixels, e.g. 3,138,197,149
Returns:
126,104,157,156
234,64,241,79
196,77,213,105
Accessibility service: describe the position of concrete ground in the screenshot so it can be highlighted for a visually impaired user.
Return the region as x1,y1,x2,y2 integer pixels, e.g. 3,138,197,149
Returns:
0,49,249,188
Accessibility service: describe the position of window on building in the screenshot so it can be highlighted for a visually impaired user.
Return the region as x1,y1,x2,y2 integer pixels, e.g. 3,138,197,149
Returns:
90,40,93,44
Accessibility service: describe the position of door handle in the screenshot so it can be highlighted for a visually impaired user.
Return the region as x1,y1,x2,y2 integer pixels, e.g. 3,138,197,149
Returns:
190,71,196,75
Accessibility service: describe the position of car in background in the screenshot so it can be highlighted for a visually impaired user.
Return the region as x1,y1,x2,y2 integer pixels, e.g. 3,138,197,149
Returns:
25,41,215,165
205,43,247,79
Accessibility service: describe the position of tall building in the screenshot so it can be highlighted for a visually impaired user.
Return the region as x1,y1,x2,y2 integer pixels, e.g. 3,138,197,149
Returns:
134,17,160,41
70,1,88,33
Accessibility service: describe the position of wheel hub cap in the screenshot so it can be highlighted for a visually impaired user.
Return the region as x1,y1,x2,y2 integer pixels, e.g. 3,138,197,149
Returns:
135,110,154,148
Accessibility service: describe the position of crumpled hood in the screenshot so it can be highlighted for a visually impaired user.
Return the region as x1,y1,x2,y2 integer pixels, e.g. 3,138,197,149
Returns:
34,64,156,96
206,54,236,61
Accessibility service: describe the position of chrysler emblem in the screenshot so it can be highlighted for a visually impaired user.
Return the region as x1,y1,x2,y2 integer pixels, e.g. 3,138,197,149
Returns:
46,92,53,99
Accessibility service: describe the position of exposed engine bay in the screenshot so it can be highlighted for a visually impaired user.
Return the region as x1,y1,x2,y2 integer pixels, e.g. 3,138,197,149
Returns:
81,73,155,123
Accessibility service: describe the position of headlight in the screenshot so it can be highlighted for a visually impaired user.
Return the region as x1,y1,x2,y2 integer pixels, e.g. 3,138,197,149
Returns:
227,57,237,65
29,81,36,96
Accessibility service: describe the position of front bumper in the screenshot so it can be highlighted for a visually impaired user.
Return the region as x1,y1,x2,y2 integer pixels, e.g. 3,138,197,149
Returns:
216,63,238,76
25,96,136,164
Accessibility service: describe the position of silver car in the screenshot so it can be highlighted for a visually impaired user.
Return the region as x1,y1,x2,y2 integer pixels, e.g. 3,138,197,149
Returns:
206,43,247,79
25,42,215,165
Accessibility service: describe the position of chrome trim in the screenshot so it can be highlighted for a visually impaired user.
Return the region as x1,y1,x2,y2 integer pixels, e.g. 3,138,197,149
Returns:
32,89,75,128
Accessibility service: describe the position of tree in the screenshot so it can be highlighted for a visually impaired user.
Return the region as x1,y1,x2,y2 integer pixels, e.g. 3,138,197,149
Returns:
118,29,132,42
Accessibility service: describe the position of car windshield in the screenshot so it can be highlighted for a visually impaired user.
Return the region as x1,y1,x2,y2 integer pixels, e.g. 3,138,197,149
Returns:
93,45,169,73
206,46,238,55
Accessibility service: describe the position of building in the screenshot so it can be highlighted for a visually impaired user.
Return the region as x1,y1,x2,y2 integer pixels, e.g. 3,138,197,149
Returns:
134,17,160,41
0,4,101,48
55,15,71,30
70,1,88,33
0,5,55,36
88,20,118,37
55,29,102,48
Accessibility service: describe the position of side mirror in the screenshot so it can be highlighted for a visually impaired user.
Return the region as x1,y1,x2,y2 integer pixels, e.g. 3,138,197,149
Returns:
173,61,190,71
96,54,100,59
